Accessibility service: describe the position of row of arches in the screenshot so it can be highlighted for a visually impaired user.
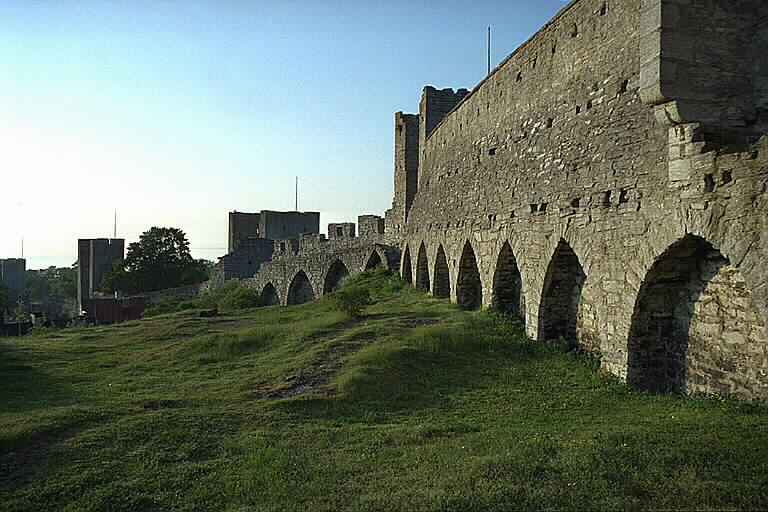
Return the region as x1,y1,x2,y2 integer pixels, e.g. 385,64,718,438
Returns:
401,235,767,396
402,240,526,317
258,248,389,307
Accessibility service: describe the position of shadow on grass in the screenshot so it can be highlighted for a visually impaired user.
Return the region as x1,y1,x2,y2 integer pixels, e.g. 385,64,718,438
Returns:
0,341,77,414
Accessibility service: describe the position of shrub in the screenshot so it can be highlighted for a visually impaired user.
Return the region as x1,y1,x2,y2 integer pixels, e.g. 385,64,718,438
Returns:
180,281,262,313
329,287,372,317
218,286,262,312
142,296,179,318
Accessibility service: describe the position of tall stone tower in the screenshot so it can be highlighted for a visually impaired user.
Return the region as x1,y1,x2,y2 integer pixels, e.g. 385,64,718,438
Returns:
77,238,124,312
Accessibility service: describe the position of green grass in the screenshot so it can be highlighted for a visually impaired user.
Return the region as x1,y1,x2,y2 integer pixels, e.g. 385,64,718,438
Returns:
1,269,767,511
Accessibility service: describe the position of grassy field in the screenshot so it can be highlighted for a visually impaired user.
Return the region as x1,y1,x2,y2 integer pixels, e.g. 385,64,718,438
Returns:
1,270,767,511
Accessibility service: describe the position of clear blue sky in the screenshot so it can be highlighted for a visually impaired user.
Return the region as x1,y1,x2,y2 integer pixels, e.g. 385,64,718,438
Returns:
0,0,569,270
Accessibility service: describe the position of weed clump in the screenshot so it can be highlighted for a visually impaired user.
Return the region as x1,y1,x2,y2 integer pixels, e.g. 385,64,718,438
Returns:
329,287,372,317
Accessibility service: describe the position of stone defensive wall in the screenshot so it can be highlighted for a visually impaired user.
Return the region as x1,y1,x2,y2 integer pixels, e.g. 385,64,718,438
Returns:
393,0,768,399
244,234,400,307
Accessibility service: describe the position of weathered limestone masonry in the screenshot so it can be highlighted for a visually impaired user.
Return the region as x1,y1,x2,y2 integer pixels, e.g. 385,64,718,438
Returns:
393,0,768,399
245,229,399,307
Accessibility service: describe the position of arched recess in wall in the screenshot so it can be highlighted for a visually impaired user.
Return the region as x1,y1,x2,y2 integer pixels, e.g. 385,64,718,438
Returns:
323,260,350,294
538,239,586,347
365,251,383,270
492,241,525,322
401,246,413,283
260,283,279,306
433,245,450,299
627,235,768,398
415,242,430,291
287,270,315,305
457,241,482,310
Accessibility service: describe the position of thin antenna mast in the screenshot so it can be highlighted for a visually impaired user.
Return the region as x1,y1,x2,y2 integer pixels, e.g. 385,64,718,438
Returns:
487,26,491,75
113,210,117,239
295,176,298,211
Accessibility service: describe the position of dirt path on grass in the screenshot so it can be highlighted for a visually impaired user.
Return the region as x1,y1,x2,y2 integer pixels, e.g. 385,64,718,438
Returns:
247,314,437,400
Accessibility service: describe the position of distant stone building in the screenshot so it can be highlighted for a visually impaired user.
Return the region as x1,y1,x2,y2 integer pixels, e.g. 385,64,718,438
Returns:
228,211,261,253
0,258,26,300
218,210,320,282
77,238,124,312
228,210,319,253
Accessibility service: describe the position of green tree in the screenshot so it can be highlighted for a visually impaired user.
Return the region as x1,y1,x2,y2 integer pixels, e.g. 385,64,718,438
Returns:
101,227,213,294
25,269,50,302
50,263,78,298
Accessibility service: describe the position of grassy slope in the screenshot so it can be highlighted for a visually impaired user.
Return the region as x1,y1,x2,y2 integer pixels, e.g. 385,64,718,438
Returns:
1,270,767,511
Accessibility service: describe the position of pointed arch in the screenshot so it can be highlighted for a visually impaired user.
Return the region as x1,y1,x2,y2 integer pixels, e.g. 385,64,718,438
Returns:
401,246,413,283
627,235,768,397
492,241,524,321
260,283,279,306
365,251,383,270
287,270,315,305
433,245,450,299
538,239,585,347
415,242,430,291
323,259,350,294
457,241,482,310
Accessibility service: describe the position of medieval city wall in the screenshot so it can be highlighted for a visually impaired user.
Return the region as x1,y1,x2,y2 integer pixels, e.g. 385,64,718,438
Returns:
398,0,768,399
203,0,768,400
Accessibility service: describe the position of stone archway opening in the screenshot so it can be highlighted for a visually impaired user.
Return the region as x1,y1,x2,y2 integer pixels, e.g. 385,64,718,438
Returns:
492,241,525,322
538,239,585,347
433,245,450,299
287,271,315,305
365,251,383,270
323,260,350,294
415,243,430,291
457,241,482,310
401,246,413,283
260,283,279,306
627,235,767,398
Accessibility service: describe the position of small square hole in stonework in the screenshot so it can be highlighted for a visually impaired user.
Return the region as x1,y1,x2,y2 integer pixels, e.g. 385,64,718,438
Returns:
571,24,578,37
539,203,548,213
704,174,715,192
546,118,553,128
722,170,733,184
552,45,557,55
576,105,582,114
619,79,629,94
619,188,629,203
516,72,523,82
510,210,515,218
587,100,593,110
600,3,607,16
571,198,580,208
489,148,497,156
530,204,538,214
602,190,612,207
